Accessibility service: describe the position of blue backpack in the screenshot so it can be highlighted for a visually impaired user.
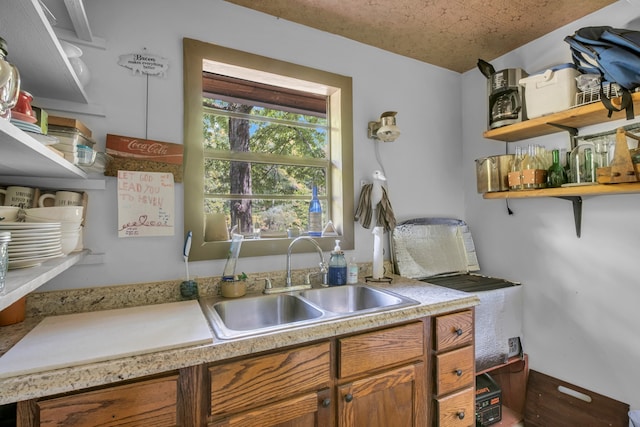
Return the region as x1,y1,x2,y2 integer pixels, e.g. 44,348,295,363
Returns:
564,26,640,119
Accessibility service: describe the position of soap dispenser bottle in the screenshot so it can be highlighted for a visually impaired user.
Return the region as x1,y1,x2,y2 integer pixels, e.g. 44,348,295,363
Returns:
328,240,347,286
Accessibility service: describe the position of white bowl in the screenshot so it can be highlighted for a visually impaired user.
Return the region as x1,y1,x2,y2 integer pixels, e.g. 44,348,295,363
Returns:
59,40,83,58
0,206,20,222
61,235,80,255
24,217,82,230
60,230,81,255
23,206,83,222
69,57,90,87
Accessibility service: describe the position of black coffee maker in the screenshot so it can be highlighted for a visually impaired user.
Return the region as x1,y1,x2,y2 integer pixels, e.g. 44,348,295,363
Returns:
478,60,528,129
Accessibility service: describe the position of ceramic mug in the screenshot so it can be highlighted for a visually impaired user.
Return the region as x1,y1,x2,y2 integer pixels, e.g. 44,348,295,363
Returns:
0,186,35,208
12,91,34,119
38,191,82,207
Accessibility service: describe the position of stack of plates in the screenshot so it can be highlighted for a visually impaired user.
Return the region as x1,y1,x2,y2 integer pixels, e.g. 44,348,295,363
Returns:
9,118,59,145
0,222,64,269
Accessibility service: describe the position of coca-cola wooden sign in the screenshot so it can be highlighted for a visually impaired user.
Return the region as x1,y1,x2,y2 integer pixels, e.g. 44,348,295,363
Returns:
105,134,184,182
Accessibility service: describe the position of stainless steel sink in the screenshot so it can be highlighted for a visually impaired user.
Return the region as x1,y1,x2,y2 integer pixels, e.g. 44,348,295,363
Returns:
200,294,324,339
298,284,417,314
200,285,419,340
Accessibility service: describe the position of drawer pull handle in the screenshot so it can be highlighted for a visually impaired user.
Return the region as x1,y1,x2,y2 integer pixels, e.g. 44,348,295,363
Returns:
455,328,463,336
322,398,331,407
455,369,463,376
457,411,465,420
344,393,353,403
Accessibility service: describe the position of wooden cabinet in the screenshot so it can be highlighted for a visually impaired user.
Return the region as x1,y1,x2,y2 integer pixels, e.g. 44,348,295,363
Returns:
337,322,426,427
207,321,428,427
208,342,331,427
432,310,475,427
15,313,476,427
17,374,181,427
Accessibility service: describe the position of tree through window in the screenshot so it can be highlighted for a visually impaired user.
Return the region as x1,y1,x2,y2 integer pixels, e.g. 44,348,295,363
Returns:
202,75,329,238
183,38,354,260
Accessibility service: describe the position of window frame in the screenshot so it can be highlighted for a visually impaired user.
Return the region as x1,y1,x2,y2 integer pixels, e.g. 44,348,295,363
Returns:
183,38,354,261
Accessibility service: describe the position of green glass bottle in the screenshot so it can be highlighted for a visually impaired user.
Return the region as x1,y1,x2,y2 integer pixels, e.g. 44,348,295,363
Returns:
547,149,567,188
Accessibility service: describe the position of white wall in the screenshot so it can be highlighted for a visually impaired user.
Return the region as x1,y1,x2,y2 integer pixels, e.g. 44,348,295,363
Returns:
463,0,640,411
43,0,463,289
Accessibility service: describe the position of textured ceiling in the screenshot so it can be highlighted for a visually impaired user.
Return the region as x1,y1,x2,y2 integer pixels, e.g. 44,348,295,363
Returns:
225,0,617,73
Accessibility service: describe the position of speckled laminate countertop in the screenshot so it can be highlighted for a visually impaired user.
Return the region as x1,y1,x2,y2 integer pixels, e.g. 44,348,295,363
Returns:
0,272,478,405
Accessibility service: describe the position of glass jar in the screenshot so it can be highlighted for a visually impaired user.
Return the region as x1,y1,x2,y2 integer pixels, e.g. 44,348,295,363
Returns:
0,37,20,120
0,231,10,292
569,142,597,184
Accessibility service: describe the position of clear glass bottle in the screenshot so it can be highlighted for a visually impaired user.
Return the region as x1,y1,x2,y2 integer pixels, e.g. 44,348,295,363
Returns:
547,149,567,188
308,184,322,236
508,146,523,191
520,144,539,190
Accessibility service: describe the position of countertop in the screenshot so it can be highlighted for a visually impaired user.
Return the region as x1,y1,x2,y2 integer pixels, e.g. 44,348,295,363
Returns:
0,275,479,405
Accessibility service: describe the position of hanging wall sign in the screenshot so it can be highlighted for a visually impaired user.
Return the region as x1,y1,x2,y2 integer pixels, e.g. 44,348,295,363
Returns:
117,171,175,238
118,52,169,77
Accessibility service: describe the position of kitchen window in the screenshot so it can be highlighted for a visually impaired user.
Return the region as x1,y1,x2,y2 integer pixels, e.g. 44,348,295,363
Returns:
183,38,354,260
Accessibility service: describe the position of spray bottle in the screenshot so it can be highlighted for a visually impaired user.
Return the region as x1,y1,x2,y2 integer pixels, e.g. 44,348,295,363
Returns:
328,240,347,286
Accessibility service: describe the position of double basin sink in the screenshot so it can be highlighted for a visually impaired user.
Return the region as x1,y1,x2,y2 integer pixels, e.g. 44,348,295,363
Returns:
199,284,419,339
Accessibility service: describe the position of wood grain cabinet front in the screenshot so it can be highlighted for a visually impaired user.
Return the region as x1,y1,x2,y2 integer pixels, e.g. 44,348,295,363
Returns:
208,342,332,426
432,310,475,427
14,312,483,427
17,374,180,427
337,322,427,427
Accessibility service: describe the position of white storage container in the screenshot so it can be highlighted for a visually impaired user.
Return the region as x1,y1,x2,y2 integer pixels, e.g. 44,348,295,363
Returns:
519,63,580,119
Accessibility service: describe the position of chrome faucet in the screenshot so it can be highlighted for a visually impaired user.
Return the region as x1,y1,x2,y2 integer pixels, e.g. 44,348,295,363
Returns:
263,236,327,294
287,236,327,287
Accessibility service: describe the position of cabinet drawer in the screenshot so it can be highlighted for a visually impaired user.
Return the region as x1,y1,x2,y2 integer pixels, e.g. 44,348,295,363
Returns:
37,375,179,427
436,386,475,427
434,310,473,352
209,342,331,417
339,322,424,378
435,345,474,395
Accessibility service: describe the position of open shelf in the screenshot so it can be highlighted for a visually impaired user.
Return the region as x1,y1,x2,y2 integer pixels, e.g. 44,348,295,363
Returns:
482,182,640,199
0,251,87,312
0,119,88,181
483,92,640,142
0,0,88,104
483,183,640,237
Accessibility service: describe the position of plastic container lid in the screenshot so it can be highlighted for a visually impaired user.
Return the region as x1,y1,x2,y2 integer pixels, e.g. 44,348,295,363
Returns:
526,63,578,77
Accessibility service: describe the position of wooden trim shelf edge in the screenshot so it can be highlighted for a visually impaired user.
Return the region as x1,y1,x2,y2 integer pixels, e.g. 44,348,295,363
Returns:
482,182,640,199
483,183,640,237
483,92,640,142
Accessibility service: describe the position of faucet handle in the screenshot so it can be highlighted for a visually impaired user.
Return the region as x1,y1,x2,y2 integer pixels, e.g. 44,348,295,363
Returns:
264,278,273,290
319,261,328,273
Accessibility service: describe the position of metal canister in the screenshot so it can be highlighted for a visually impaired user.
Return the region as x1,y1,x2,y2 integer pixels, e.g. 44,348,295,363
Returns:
0,231,10,291
475,155,514,193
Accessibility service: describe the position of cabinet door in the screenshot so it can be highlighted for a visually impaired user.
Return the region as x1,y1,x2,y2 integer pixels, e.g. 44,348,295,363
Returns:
209,389,331,427
337,362,426,427
33,375,179,427
209,342,331,419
